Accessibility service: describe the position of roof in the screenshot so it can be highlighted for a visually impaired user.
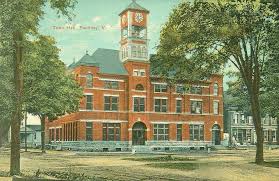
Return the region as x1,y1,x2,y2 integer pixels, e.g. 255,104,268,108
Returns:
27,125,41,131
20,125,41,133
69,48,128,75
20,127,34,133
92,48,128,75
119,0,149,15
74,53,100,68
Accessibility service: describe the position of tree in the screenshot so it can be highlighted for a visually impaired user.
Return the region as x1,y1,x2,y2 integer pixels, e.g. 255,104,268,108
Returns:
0,0,76,175
152,0,277,164
0,56,15,147
24,35,83,153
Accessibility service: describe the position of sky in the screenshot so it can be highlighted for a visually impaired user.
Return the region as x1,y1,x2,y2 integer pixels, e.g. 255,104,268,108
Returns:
39,0,232,89
39,0,181,65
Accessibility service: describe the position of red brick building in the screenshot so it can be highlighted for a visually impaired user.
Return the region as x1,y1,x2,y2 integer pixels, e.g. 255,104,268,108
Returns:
46,1,224,151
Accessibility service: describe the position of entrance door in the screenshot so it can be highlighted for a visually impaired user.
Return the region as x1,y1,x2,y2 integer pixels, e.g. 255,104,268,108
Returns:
132,122,146,145
212,124,221,145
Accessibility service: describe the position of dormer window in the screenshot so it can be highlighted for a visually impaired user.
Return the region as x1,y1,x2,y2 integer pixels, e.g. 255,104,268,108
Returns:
86,74,93,88
214,83,219,96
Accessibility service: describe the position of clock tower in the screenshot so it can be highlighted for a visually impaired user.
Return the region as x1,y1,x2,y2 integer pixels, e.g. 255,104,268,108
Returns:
119,0,149,62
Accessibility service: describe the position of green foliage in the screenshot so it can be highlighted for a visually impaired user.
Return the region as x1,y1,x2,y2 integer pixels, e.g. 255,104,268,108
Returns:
0,56,15,142
154,0,279,164
225,78,251,113
24,35,83,120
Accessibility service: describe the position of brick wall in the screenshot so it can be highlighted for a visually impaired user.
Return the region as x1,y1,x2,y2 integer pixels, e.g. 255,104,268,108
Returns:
46,61,224,144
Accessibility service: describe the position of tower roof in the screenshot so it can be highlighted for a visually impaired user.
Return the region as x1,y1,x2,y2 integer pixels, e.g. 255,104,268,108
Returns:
119,0,149,15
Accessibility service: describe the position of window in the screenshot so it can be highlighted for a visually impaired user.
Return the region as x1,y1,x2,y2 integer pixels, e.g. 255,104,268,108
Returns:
140,69,145,76
49,129,54,141
86,74,93,88
133,69,139,76
272,130,276,142
213,101,219,115
154,84,167,93
190,86,202,95
240,114,245,124
132,46,137,57
122,28,128,38
263,118,269,125
133,97,145,112
86,95,93,110
104,81,119,89
263,130,268,142
60,128,62,141
214,83,218,96
248,116,253,124
191,101,203,114
176,85,184,94
136,46,141,58
103,123,121,141
176,99,182,113
189,124,204,141
56,128,59,141
271,118,277,125
177,124,182,141
191,86,202,94
154,99,167,112
133,69,145,76
104,96,119,111
86,122,93,141
153,124,169,141
142,47,147,58
135,84,144,91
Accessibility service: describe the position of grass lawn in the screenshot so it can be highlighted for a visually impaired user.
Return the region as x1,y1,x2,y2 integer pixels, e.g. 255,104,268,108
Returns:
263,161,279,168
122,155,195,162
1,148,279,181
146,162,205,170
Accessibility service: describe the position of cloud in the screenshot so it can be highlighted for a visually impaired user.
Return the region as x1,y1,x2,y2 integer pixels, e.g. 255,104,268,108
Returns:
102,20,120,32
92,16,102,23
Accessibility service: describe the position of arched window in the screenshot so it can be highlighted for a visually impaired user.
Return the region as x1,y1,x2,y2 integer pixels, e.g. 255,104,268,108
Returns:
213,83,218,96
135,84,144,91
86,74,93,88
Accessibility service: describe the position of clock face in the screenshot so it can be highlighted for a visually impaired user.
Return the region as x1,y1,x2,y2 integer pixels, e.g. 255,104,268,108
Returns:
135,12,144,23
122,15,127,24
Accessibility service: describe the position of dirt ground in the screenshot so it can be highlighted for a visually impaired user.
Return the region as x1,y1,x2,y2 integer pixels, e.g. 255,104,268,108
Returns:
0,148,279,181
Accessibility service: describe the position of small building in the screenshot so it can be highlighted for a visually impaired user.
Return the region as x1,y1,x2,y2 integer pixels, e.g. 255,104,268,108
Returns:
20,125,41,148
225,108,278,145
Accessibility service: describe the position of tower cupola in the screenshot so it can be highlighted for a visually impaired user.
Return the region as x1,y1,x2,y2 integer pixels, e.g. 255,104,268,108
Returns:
119,0,149,62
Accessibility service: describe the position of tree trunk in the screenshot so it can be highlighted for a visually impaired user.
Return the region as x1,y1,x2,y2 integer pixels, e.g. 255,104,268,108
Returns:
40,116,46,153
10,31,24,176
250,90,264,164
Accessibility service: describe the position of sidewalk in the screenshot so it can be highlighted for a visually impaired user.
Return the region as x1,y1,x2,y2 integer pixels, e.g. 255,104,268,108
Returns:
0,177,12,181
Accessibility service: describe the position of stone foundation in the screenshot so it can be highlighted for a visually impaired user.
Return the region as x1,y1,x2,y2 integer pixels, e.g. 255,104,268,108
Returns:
48,140,213,152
